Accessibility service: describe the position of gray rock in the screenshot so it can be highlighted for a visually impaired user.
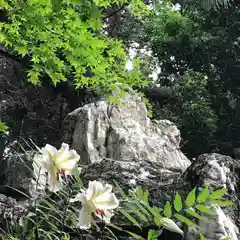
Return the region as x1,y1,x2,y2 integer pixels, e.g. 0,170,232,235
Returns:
64,97,191,170
185,153,240,240
186,153,240,192
1,98,240,240
64,99,240,240
186,205,239,240
81,158,190,208
0,150,37,198
0,193,30,230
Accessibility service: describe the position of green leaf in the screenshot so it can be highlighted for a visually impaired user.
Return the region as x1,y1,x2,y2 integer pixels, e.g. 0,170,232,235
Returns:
136,186,144,201
185,187,196,208
143,189,150,206
149,206,163,219
130,205,149,222
174,213,199,228
27,70,40,84
199,233,207,240
197,187,209,203
105,226,119,240
208,199,233,207
1,0,148,100
174,192,183,212
113,180,127,200
127,231,145,240
118,208,142,229
0,32,6,42
186,208,208,221
136,202,152,220
209,188,227,200
195,204,216,215
15,45,28,57
0,122,8,133
163,201,172,218
0,0,10,8
147,230,160,240
154,217,162,227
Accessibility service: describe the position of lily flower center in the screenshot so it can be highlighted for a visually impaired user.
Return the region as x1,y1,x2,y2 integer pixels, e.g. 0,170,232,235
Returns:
95,209,105,218
56,169,65,181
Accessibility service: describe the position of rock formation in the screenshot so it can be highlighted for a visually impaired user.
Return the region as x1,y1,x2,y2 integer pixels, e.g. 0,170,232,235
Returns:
185,153,240,240
0,97,239,239
64,96,190,169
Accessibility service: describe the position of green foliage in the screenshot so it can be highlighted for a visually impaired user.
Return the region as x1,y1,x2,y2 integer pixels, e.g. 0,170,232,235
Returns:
118,185,233,239
0,121,8,133
163,201,172,218
185,187,196,208
174,193,182,212
0,0,148,97
197,187,209,204
147,230,160,240
198,0,232,9
5,178,234,240
173,70,218,156
7,184,81,239
139,0,240,157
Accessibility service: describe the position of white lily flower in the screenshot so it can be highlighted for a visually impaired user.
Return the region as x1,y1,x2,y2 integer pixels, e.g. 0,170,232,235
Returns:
70,180,119,229
161,217,184,235
33,143,80,193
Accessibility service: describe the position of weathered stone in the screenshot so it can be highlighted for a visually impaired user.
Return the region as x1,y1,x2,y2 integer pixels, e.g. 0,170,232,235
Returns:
62,98,191,239
0,150,37,198
0,193,30,232
186,206,239,240
186,153,240,192
185,153,240,240
1,97,240,240
64,97,191,170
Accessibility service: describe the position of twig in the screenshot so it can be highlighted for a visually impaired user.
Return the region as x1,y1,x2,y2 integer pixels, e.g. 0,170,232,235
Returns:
103,4,127,20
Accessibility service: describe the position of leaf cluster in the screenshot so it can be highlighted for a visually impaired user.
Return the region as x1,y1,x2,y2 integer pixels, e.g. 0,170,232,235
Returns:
0,0,148,97
118,185,233,240
0,121,8,133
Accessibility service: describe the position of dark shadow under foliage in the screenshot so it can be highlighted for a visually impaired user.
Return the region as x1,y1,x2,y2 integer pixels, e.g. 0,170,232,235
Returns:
0,48,100,156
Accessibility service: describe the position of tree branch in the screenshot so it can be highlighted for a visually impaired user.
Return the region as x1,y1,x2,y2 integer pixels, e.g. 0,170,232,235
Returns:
103,4,127,20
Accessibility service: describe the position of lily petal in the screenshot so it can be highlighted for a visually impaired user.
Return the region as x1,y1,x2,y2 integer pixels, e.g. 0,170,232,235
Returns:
57,150,80,170
94,183,113,198
86,181,96,200
94,193,119,209
95,209,114,223
58,143,70,154
57,143,70,161
70,192,86,203
48,170,62,193
78,207,92,229
42,144,57,162
90,181,113,199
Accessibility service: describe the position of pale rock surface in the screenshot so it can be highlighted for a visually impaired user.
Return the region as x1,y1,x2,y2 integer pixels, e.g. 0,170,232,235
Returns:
186,206,239,240
185,153,240,240
64,96,191,170
186,153,239,191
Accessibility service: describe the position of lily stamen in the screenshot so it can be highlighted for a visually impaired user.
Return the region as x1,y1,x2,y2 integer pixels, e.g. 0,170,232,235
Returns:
96,209,105,218
56,169,66,181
